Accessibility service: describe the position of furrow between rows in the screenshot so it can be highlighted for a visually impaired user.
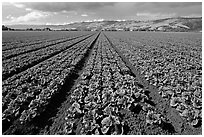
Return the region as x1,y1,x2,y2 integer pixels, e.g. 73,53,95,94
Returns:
2,32,101,135
3,33,90,60
103,33,182,133
2,33,95,80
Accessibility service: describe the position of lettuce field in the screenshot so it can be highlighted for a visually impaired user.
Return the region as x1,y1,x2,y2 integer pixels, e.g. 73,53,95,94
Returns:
2,31,202,135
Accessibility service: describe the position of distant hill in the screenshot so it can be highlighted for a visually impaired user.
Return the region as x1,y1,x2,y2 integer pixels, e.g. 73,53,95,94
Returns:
6,17,202,32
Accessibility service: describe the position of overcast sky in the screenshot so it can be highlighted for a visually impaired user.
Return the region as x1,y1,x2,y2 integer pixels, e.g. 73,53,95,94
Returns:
2,2,202,25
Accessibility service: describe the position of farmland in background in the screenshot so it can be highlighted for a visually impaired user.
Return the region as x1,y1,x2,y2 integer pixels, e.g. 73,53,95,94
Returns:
2,31,202,135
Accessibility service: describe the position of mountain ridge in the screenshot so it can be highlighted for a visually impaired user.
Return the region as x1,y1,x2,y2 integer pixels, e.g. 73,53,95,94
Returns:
5,17,202,32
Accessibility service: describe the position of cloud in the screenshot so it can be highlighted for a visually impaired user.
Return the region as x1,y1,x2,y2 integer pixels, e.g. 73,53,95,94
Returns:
16,2,201,16
25,8,32,11
133,2,202,14
81,14,88,17
93,19,104,22
6,15,14,19
45,22,68,25
2,2,202,25
151,2,201,8
5,11,50,24
136,12,176,18
11,3,25,8
133,2,201,9
17,2,116,13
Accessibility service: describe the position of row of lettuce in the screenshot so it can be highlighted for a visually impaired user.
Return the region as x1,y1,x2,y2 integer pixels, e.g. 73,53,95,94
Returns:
2,33,99,132
2,33,94,80
2,34,88,60
2,31,93,50
105,32,202,127
54,34,169,135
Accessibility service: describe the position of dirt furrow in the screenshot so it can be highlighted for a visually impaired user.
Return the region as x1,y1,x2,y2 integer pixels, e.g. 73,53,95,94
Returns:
103,32,187,134
3,34,95,81
3,32,101,135
3,34,90,60
3,38,48,51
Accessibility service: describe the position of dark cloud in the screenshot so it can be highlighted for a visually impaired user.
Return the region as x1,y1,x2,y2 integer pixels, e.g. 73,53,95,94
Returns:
18,2,201,17
3,2,202,25
133,2,201,10
147,2,201,8
131,2,201,16
20,2,116,12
